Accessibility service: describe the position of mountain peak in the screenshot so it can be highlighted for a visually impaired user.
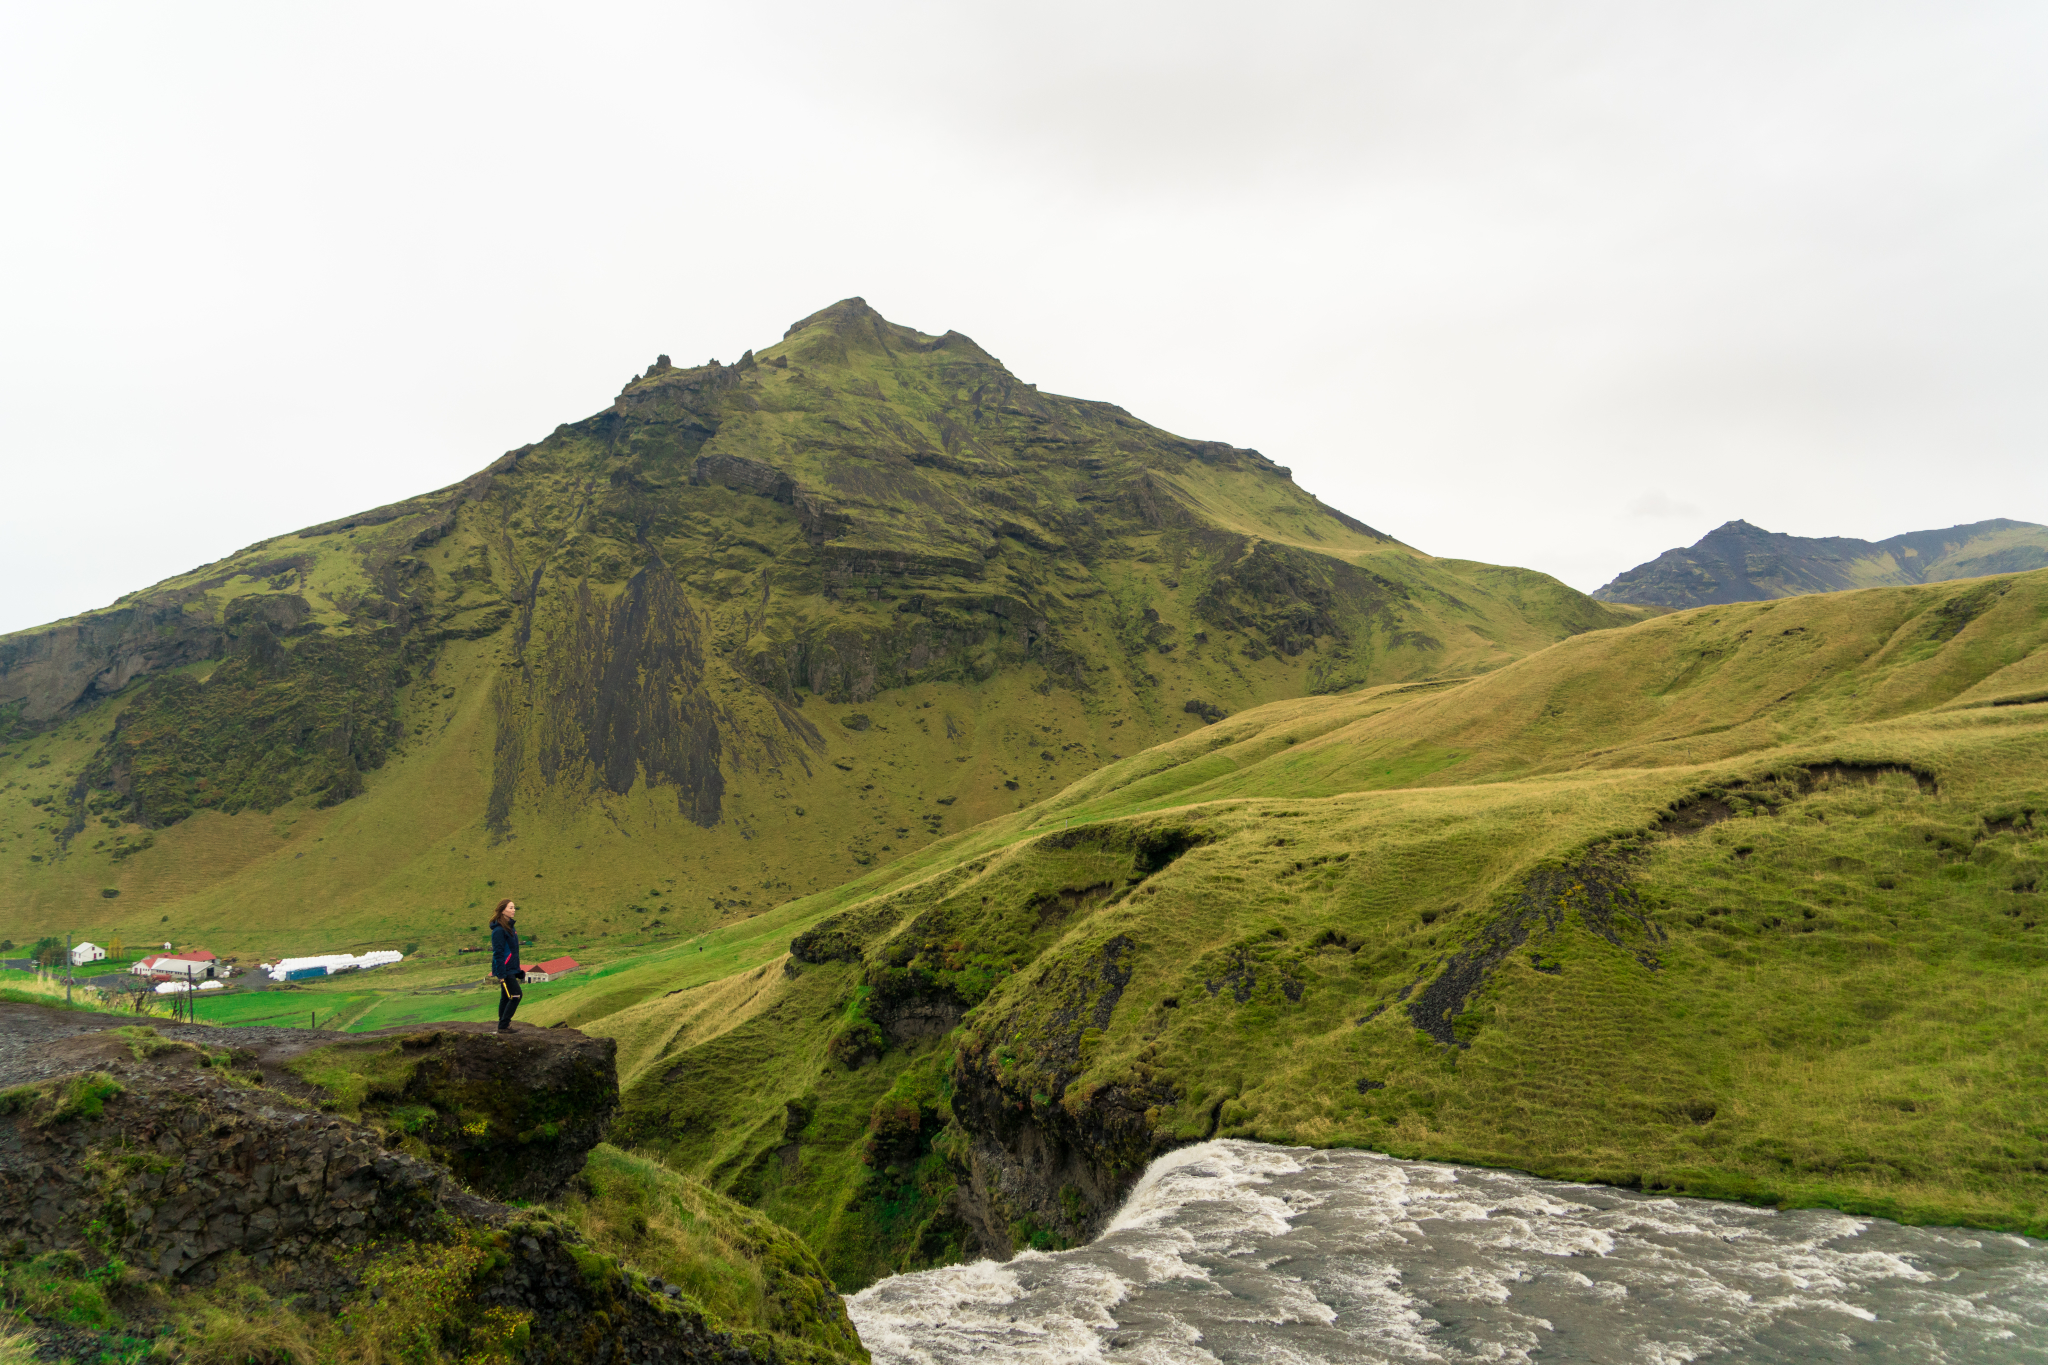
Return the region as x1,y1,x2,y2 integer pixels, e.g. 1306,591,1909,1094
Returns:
774,298,1003,371
783,296,881,337
1596,517,2048,607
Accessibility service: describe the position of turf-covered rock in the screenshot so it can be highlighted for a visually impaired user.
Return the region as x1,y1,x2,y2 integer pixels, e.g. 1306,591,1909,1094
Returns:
285,1024,620,1201
0,1026,862,1365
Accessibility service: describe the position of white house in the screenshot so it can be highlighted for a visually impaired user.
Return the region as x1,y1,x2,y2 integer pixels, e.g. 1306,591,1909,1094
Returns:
69,942,107,966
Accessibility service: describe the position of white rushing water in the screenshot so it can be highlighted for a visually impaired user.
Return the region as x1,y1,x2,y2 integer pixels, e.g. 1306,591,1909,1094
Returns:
848,1141,2048,1365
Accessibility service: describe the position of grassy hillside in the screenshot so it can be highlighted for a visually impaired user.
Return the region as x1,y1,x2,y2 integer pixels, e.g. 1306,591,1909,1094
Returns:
566,567,2048,1285
0,298,1625,960
1596,516,2048,607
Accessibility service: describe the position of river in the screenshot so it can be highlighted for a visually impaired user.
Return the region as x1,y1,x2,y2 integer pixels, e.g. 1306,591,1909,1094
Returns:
847,1140,2047,1364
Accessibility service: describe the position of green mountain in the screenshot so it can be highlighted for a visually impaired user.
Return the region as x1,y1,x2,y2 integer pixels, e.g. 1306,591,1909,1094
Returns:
566,567,2048,1284
1594,517,2048,608
0,297,1624,954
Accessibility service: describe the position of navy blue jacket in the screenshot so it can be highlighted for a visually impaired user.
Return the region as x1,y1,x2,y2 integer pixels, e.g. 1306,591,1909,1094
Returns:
491,922,522,980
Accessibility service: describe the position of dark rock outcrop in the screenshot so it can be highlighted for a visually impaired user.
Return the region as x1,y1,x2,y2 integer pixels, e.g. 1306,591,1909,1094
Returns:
293,1025,621,1201
947,934,1171,1255
0,1027,819,1365
0,601,223,724
0,1033,458,1284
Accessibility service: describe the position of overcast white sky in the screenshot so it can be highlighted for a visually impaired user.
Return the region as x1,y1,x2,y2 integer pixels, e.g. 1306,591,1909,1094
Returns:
3,1,2044,635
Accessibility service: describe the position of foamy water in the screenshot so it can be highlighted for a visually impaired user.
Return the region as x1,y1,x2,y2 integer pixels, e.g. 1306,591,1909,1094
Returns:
848,1141,2048,1364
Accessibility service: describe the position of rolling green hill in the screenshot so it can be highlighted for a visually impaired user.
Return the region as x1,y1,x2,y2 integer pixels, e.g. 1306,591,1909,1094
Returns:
0,298,1625,959
1595,516,2048,607
541,567,2048,1286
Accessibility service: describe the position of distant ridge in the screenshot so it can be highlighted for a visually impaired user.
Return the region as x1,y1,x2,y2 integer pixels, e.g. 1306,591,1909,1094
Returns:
1594,517,2048,608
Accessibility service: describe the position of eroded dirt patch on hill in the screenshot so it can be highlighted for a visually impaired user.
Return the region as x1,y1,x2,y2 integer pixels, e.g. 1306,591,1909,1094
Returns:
1405,854,1664,1046
1656,760,1938,836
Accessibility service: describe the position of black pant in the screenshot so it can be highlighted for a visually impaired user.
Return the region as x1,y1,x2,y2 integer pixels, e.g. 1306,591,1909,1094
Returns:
497,976,522,1029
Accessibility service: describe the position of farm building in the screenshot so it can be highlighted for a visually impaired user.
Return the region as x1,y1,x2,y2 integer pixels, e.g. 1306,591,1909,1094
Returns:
524,956,582,983
132,950,219,981
69,942,107,966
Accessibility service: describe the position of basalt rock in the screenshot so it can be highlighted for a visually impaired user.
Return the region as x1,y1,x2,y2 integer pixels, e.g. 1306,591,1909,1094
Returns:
0,600,224,725
0,1034,456,1284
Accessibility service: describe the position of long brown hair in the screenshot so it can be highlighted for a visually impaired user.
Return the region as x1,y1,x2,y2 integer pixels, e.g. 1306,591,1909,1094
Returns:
489,898,515,928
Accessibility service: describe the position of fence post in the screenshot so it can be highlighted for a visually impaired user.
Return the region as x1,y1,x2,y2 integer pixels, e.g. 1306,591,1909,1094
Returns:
66,933,73,1007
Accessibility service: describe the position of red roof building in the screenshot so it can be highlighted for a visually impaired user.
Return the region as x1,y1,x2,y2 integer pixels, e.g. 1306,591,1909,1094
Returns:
526,957,582,982
130,950,219,980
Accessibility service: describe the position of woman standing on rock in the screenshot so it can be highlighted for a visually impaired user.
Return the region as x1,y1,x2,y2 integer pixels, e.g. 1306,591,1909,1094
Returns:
490,899,525,1033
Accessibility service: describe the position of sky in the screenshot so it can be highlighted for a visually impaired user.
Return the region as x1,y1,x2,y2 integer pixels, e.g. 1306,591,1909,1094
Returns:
2,1,2044,635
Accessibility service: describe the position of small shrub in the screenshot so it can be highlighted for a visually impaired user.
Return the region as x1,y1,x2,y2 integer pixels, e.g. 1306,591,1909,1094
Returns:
166,1287,314,1365
336,1242,496,1365
462,1305,532,1365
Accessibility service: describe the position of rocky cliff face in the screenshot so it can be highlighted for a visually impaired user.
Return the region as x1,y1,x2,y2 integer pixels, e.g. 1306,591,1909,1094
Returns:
947,933,1170,1255
0,600,224,726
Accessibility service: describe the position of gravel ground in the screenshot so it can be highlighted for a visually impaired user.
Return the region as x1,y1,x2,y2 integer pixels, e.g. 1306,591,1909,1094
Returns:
0,1002,341,1088
0,1001,525,1089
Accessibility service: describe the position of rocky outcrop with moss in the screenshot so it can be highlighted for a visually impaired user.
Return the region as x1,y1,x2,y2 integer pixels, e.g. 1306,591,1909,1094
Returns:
284,1025,621,1201
0,1020,864,1365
